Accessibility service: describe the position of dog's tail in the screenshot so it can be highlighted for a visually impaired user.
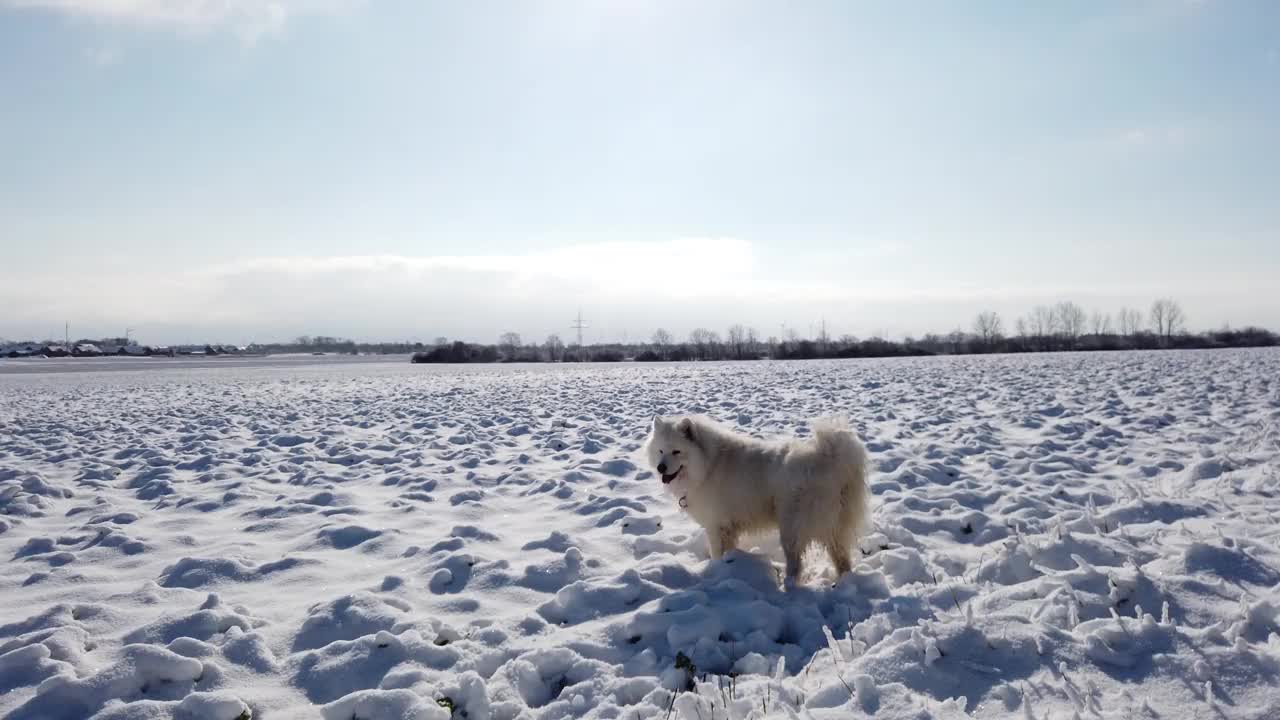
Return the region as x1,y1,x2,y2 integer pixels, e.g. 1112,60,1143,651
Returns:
811,414,857,452
811,416,869,477
812,415,871,536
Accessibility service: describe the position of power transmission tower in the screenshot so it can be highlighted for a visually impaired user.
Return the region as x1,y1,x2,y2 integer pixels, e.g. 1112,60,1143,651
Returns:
570,308,588,348
570,310,588,360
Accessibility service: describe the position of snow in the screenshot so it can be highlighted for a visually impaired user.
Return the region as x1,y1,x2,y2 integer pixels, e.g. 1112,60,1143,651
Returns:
2,348,1279,719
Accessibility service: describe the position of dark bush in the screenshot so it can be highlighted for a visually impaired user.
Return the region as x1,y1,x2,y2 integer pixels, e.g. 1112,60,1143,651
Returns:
410,341,498,363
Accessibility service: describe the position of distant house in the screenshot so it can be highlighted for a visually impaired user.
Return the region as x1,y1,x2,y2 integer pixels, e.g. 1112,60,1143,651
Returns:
72,343,103,357
96,344,149,356
204,345,244,356
41,345,70,357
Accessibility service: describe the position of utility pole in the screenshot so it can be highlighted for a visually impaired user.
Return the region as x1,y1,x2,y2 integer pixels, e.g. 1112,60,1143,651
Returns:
126,328,135,345
65,322,69,347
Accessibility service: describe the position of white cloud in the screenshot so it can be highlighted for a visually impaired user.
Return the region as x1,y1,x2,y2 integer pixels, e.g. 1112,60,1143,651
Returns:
82,44,121,65
208,238,765,301
2,237,1272,344
1063,123,1196,155
0,238,775,342
3,0,347,39
1119,125,1188,147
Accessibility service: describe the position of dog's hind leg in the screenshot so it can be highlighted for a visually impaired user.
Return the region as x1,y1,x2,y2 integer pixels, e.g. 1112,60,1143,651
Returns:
825,537,852,576
826,479,865,578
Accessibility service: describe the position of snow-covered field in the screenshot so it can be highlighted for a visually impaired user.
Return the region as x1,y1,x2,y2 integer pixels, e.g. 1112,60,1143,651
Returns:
2,349,1278,720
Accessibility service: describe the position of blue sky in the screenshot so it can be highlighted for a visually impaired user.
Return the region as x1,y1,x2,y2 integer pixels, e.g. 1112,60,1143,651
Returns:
1,0,1277,345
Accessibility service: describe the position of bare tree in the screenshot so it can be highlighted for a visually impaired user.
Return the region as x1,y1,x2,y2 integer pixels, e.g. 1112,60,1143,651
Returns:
706,330,723,360
499,332,522,360
746,327,759,358
947,329,967,354
727,325,747,359
920,333,945,353
973,311,1003,351
433,336,449,348
688,328,713,360
1090,311,1112,337
1150,298,1185,347
1026,306,1057,350
1054,301,1086,349
544,333,564,362
649,328,672,360
1117,307,1143,339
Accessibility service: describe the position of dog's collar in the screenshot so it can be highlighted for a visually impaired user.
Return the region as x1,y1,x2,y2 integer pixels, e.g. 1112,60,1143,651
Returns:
678,495,688,510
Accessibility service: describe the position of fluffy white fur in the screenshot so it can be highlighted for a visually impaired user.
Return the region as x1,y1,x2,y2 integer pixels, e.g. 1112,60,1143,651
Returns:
643,414,871,588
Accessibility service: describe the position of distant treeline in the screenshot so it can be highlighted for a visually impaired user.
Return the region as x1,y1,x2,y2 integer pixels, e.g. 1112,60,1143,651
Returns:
406,326,1275,364
248,336,426,356
406,299,1276,364
18,300,1270,365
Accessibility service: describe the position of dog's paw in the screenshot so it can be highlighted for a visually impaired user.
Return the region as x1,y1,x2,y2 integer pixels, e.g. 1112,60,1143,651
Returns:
783,576,799,592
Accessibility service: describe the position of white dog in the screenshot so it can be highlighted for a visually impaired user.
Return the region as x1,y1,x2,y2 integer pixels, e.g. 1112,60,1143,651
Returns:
643,414,871,588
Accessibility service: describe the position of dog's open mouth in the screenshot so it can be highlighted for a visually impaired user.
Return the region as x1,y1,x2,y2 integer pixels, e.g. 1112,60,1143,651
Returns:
661,466,683,484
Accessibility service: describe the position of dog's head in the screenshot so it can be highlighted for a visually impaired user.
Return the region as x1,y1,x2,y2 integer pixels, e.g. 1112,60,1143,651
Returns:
644,415,707,494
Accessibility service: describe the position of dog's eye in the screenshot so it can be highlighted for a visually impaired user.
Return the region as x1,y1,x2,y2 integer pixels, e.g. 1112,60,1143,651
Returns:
672,450,681,456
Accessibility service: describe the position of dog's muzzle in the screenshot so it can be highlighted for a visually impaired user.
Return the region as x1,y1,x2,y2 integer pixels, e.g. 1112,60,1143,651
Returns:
661,466,683,484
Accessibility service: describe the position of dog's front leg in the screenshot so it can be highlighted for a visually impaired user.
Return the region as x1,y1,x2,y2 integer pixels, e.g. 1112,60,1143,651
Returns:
780,520,804,589
708,526,738,559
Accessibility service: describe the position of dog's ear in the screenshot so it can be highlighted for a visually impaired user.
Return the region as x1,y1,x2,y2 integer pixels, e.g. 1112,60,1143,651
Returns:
652,414,661,429
677,417,695,442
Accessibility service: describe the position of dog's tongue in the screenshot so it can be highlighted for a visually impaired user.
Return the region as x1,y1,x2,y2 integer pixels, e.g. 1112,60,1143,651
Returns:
661,470,679,484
